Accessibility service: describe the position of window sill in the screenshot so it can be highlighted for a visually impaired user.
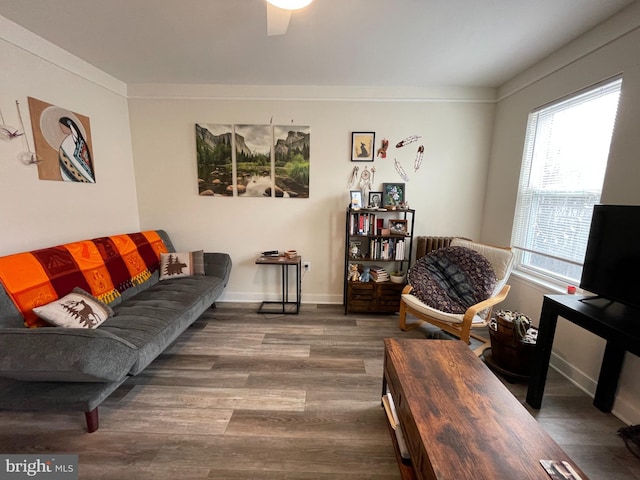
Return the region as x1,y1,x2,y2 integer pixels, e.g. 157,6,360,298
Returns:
511,269,585,296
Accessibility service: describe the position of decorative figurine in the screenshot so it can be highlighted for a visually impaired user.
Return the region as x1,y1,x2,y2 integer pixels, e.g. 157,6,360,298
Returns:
359,266,371,283
348,263,360,282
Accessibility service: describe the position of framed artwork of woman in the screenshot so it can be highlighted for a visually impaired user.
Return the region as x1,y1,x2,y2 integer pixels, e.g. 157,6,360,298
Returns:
28,97,96,183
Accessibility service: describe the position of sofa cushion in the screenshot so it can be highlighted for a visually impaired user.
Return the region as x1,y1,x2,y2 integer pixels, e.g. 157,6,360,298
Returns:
33,289,113,328
0,286,24,328
102,275,226,374
159,251,204,280
0,328,138,382
191,250,205,275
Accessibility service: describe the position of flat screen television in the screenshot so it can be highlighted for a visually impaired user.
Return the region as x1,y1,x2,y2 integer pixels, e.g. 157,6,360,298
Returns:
580,204,640,310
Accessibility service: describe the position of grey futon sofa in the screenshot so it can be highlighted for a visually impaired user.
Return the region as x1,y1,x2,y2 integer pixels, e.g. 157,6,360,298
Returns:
0,230,231,432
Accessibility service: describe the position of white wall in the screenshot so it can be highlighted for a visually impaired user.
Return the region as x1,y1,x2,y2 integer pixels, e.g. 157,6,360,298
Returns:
482,4,640,423
127,85,496,304
0,17,140,255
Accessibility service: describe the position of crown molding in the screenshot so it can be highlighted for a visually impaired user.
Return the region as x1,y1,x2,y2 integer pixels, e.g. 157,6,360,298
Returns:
0,15,127,97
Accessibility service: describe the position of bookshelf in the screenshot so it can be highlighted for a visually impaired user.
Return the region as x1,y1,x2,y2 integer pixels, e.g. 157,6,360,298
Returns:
343,206,415,314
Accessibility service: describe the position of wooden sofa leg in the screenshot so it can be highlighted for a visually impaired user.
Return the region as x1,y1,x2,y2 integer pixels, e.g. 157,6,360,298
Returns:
85,408,99,433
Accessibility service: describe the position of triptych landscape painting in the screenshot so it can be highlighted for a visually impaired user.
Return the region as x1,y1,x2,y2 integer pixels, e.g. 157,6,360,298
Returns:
196,123,310,198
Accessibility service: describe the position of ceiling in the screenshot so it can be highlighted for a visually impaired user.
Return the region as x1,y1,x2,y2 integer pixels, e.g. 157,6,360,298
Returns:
0,0,635,88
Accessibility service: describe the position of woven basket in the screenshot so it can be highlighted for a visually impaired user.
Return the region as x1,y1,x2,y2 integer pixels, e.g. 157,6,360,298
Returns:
489,312,537,376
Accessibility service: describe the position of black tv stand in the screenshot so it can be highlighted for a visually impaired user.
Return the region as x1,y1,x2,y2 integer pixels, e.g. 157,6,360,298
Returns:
527,294,640,412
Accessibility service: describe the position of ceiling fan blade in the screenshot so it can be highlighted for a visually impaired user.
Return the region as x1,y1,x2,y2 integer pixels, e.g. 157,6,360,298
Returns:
267,3,291,36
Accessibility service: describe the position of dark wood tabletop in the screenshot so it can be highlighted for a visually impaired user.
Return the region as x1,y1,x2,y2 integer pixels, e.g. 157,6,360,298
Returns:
384,339,588,479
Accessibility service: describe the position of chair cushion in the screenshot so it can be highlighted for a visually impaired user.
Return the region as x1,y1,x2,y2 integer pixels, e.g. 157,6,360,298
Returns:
401,293,487,325
407,246,497,314
451,238,513,282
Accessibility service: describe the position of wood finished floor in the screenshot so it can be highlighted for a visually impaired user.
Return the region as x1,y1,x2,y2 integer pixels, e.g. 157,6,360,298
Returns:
0,303,638,479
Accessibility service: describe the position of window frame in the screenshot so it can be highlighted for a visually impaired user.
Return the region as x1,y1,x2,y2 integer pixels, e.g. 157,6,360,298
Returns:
510,76,622,287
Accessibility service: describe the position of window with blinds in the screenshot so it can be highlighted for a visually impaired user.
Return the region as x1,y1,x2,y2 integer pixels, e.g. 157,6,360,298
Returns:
511,77,622,285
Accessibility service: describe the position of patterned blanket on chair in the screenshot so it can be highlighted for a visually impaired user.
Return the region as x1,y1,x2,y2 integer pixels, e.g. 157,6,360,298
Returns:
0,231,168,327
407,246,496,314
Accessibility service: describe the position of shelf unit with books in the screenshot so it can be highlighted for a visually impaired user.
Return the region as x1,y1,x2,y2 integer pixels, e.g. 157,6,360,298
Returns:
344,206,415,314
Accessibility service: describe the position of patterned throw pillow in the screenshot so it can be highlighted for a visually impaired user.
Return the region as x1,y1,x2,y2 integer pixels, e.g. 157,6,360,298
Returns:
32,289,113,328
407,246,497,313
159,251,205,280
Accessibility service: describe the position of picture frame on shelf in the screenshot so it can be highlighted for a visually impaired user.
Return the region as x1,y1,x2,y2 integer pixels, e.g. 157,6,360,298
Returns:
389,219,408,235
368,191,383,208
382,183,405,207
350,190,363,209
351,132,375,161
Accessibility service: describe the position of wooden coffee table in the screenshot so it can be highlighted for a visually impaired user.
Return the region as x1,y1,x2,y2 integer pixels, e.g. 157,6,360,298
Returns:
382,339,588,480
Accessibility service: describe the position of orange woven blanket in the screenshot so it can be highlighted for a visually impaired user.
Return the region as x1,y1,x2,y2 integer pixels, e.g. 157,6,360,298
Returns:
0,231,168,327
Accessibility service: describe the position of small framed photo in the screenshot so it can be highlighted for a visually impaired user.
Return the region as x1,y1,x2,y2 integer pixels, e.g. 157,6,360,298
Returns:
389,219,408,235
368,191,383,208
351,132,375,161
350,190,363,209
383,183,405,207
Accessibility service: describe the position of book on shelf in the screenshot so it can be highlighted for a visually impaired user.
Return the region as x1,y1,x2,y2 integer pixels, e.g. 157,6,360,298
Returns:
382,392,411,461
370,265,389,282
350,212,378,235
367,238,408,261
395,240,405,260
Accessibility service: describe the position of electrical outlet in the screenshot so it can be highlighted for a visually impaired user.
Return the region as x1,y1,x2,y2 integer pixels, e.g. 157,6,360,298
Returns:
303,262,311,272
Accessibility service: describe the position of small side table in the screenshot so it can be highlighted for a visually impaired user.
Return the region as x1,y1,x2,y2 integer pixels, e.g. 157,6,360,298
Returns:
255,255,301,314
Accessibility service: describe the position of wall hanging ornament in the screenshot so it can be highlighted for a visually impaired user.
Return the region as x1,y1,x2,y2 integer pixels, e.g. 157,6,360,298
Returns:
16,101,41,165
394,158,409,182
377,138,389,158
396,135,421,148
348,165,359,188
414,145,424,172
0,106,22,141
358,165,373,201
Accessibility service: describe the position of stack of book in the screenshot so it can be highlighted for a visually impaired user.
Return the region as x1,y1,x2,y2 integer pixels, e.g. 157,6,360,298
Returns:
349,212,378,235
370,265,389,282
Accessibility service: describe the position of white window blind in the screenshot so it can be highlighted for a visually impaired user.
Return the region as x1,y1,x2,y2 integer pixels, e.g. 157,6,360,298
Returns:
511,77,622,284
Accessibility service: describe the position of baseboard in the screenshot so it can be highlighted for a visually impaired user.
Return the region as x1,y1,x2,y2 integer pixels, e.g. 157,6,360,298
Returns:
218,291,342,305
612,395,640,425
550,351,597,397
550,352,640,425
